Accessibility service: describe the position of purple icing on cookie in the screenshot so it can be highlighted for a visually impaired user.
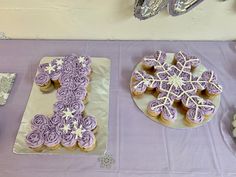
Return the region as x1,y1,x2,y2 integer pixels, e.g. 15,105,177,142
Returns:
82,116,97,131
31,114,48,130
77,131,95,149
26,130,44,148
35,72,50,86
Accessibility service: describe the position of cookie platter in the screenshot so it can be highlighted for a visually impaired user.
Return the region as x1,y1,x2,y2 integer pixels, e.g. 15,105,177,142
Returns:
130,51,222,129
14,55,110,154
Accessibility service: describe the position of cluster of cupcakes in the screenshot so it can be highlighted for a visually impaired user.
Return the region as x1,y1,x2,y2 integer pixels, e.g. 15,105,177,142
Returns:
131,51,223,127
26,54,97,152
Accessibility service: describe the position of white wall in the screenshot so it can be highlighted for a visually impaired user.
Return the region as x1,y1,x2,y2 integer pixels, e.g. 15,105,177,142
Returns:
0,0,235,40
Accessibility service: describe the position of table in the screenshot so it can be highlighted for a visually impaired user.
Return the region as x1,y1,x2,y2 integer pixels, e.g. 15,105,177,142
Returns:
0,40,236,177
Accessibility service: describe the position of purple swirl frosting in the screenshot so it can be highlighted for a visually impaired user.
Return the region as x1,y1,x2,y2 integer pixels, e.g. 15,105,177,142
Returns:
26,130,44,148
73,87,87,100
48,114,62,127
38,63,49,73
69,100,85,113
61,133,77,147
53,101,66,113
142,51,166,68
62,62,75,75
56,87,73,100
59,73,73,87
35,72,50,86
38,123,51,133
82,116,97,131
78,131,95,149
31,114,48,130
161,106,177,121
43,130,61,147
50,70,61,81
186,108,204,123
74,76,89,88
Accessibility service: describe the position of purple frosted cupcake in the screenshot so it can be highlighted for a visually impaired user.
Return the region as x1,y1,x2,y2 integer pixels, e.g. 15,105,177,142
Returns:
73,87,87,102
82,115,97,132
77,131,96,152
53,101,67,113
69,100,85,114
43,130,61,149
61,133,77,149
31,114,48,130
59,73,73,87
35,72,52,92
56,87,73,100
26,130,44,151
48,114,62,127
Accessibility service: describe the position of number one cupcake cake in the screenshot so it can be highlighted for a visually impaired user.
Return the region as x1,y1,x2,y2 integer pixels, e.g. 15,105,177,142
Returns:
26,55,97,152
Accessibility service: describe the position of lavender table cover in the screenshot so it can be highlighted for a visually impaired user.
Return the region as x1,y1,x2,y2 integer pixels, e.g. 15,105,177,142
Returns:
0,40,236,177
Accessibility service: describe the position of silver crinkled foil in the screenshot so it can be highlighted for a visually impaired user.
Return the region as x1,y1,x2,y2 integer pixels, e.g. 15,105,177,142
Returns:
134,0,204,20
168,0,204,16
134,0,168,20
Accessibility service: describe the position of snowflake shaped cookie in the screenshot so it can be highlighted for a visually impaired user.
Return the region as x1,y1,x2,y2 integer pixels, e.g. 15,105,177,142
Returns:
131,51,223,127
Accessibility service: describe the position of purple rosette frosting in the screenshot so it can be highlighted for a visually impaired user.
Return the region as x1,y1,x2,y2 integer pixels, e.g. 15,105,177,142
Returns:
61,133,77,147
62,62,75,75
82,116,97,131
43,130,61,147
26,130,44,148
59,73,73,87
69,100,85,113
56,87,73,100
78,131,95,149
76,76,89,88
48,114,62,127
38,63,49,73
53,101,66,113
31,114,48,130
35,72,50,86
161,106,177,121
63,54,77,65
63,93,78,105
38,123,51,133
73,87,87,100
186,108,204,123
76,66,91,77
50,70,61,81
